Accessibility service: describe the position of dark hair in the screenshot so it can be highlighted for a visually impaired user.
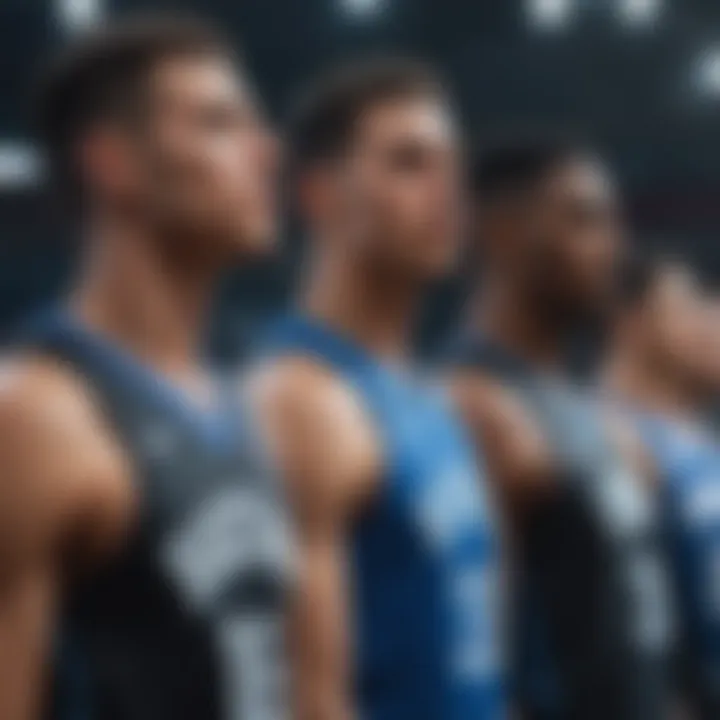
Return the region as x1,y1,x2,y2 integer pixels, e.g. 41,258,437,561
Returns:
289,57,446,173
471,137,590,202
34,13,232,202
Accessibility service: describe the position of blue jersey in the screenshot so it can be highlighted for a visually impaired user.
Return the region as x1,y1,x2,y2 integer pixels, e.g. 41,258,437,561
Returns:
636,412,720,716
264,315,505,720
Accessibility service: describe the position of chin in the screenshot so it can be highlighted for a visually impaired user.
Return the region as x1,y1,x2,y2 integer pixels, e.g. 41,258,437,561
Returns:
413,261,454,283
424,251,459,278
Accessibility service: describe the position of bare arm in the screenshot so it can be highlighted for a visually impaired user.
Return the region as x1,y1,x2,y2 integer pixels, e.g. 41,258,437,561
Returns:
0,358,134,720
251,358,380,720
0,543,55,720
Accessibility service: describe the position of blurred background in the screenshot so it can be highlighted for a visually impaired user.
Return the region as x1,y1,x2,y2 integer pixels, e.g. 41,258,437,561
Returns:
1,0,719,359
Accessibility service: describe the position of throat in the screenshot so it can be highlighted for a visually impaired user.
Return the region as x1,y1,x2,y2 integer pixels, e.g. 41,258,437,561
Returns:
70,227,215,379
472,285,568,375
301,254,420,362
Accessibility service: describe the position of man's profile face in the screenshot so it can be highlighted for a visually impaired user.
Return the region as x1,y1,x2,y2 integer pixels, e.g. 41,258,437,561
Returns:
517,158,624,323
641,267,710,384
139,53,279,257
336,95,462,279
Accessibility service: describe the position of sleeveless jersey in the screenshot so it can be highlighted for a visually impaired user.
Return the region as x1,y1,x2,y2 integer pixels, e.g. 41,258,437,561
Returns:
448,336,673,720
25,311,293,720
263,314,505,720
634,412,720,719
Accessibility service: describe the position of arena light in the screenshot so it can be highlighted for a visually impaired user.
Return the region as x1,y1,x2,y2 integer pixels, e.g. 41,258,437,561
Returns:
695,47,720,97
339,0,387,20
0,143,43,190
526,0,575,31
56,0,104,34
617,0,662,28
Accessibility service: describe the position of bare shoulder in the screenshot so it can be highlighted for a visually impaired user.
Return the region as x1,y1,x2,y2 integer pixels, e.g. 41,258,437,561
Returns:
247,356,382,518
0,353,136,568
447,368,554,500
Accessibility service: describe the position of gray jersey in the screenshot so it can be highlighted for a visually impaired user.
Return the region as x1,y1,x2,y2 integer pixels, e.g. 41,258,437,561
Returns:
449,336,674,720
30,312,293,720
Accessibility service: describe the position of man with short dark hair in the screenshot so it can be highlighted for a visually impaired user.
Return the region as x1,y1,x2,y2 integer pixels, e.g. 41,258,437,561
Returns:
446,140,674,720
251,59,506,720
0,14,290,720
605,257,720,720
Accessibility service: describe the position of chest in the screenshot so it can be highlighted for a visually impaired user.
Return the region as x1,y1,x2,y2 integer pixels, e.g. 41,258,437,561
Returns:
666,456,720,633
381,387,496,561
527,386,656,541
109,395,293,618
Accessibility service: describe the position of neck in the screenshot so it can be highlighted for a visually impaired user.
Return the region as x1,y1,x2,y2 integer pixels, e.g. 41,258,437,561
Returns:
604,345,700,422
301,246,421,360
472,277,567,372
69,216,217,374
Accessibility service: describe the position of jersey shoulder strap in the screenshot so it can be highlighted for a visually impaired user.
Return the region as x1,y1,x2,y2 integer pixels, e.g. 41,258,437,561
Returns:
16,308,139,422
262,314,374,376
445,333,532,385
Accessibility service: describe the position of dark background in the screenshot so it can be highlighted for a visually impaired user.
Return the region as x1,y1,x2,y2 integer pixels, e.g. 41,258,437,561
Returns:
1,0,718,358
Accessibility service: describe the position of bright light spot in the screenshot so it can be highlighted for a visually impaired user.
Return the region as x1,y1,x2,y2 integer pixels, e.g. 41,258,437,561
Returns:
340,0,387,19
0,143,43,190
696,48,720,96
56,0,103,34
526,0,574,31
617,0,662,27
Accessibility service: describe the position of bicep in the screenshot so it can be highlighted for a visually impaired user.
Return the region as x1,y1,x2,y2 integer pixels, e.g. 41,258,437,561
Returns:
448,373,554,506
0,364,135,577
0,393,71,719
250,360,379,720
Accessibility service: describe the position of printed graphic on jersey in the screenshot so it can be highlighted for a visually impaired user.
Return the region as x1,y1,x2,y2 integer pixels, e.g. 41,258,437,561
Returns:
162,485,292,613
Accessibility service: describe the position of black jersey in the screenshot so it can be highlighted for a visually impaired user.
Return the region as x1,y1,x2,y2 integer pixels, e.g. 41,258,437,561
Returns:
28,311,292,720
449,337,674,720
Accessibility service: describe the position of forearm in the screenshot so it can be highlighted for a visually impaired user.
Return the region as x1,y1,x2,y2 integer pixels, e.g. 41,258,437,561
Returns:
290,539,356,720
0,569,56,720
294,685,356,720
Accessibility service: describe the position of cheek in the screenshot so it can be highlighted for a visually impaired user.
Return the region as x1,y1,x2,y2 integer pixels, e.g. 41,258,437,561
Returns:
347,180,392,233
381,183,431,235
586,229,620,269
405,179,443,220
217,145,275,215
574,242,615,289
529,238,568,281
207,144,250,192
656,314,689,362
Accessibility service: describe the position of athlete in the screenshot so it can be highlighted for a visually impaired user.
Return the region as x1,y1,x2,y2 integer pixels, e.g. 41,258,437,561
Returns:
0,16,290,720
605,256,720,718
446,141,673,720
251,60,505,719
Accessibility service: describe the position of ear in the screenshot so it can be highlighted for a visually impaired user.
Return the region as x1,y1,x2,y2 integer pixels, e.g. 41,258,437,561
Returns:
295,164,338,225
77,125,140,200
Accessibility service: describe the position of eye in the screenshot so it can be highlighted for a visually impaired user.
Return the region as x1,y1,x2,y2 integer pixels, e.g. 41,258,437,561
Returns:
198,102,247,132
